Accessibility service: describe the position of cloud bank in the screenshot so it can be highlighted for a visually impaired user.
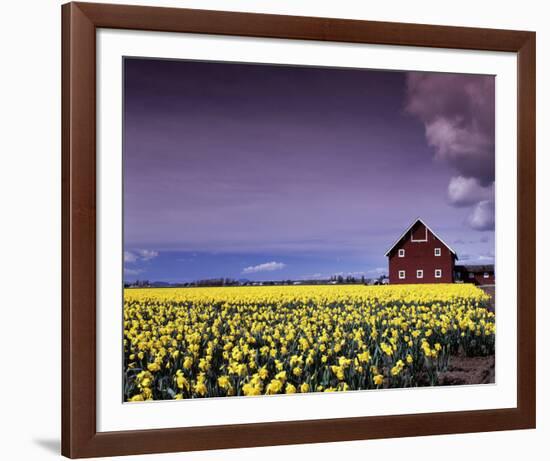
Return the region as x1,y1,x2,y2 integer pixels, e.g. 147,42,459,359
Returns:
405,72,495,231
242,261,286,274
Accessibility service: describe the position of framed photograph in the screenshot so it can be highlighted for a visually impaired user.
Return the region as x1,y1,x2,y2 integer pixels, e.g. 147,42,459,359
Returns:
62,2,536,458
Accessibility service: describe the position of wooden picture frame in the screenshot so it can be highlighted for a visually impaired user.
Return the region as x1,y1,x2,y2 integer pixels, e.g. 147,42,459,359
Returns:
62,2,536,458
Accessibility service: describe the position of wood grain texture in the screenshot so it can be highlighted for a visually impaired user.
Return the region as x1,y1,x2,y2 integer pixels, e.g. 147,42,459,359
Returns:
516,33,536,429
77,1,532,51
61,2,536,458
62,3,97,457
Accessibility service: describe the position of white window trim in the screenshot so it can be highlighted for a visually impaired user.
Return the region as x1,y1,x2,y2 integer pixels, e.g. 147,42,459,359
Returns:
435,269,442,278
398,249,405,258
416,269,423,279
410,226,428,242
483,272,490,278
398,270,406,280
434,247,441,256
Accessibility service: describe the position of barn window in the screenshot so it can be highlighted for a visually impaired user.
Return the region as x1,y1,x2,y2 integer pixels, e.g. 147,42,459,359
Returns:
398,249,405,258
416,270,423,279
434,269,442,278
469,273,474,279
398,270,406,279
434,248,441,256
483,272,490,278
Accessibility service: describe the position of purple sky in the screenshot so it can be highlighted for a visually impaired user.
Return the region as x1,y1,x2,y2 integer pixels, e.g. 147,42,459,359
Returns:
123,58,495,282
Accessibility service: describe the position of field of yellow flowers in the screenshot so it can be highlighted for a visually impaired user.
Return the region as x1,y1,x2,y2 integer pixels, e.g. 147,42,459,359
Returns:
124,284,494,401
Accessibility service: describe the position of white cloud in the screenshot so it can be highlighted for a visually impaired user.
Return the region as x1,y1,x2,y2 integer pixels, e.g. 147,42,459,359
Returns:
332,269,386,278
124,251,138,263
124,249,159,263
298,273,325,280
467,200,495,231
242,261,286,274
124,250,158,279
457,251,494,264
448,176,494,207
137,249,159,261
124,267,143,276
367,267,386,275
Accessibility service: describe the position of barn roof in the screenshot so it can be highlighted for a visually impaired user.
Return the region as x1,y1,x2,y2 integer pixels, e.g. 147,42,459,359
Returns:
384,217,457,257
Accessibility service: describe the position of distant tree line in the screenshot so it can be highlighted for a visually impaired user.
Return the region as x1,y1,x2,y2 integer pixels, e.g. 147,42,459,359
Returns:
329,275,366,284
188,278,239,287
125,279,151,288
124,274,389,289
124,278,239,288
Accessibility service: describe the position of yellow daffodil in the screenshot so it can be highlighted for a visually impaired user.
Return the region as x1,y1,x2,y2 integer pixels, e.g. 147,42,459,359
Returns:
124,283,494,401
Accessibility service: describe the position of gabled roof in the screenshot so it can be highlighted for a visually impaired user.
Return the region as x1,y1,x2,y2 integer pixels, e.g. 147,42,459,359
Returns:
384,218,457,257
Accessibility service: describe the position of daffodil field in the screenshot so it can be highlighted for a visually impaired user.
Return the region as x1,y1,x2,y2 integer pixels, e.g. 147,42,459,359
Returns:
124,284,495,401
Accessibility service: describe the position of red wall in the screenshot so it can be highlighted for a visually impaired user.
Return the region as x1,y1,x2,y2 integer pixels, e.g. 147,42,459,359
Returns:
388,222,455,284
465,272,495,286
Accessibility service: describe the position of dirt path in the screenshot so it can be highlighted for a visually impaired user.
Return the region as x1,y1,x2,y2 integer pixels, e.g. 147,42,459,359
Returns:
438,355,495,386
479,284,496,312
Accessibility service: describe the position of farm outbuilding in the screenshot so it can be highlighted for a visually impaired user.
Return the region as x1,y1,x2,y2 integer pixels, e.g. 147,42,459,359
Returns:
455,264,495,286
385,218,457,284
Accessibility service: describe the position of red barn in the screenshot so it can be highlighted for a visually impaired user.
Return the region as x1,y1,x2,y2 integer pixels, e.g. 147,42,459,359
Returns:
385,218,457,284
